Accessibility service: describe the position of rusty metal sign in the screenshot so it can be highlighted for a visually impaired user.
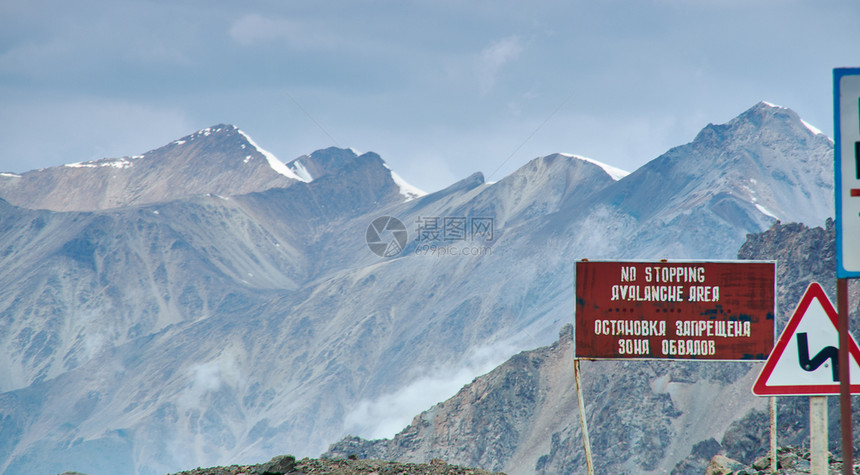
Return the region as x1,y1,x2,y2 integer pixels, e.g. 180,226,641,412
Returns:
575,260,776,360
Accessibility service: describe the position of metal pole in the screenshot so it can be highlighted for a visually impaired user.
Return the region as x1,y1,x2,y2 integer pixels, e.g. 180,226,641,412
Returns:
574,358,594,475
770,396,778,473
838,277,853,475
810,396,829,475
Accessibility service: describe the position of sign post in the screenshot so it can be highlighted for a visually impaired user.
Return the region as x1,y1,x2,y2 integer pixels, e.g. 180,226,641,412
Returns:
573,359,594,475
810,396,828,474
834,67,860,475
838,278,852,475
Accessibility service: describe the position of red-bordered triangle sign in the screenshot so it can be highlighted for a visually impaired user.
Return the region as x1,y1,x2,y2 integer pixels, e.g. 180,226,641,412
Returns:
753,282,860,396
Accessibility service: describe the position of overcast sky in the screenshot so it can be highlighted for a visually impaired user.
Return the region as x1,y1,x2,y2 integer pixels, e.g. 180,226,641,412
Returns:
1,0,858,192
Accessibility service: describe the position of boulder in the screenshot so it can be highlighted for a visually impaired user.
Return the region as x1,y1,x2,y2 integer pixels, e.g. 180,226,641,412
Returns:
254,455,297,475
705,454,746,475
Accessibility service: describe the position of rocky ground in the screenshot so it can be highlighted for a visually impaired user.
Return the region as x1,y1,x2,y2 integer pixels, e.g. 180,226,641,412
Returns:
167,455,506,475
62,446,860,474
706,446,860,474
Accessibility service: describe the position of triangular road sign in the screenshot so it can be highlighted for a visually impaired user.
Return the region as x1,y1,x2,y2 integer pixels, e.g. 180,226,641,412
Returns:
753,282,860,396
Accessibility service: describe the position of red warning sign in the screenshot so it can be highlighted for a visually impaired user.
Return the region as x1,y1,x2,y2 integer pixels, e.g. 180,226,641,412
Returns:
575,260,776,360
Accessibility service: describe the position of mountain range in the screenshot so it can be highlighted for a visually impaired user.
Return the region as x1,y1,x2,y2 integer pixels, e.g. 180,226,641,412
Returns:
0,102,836,474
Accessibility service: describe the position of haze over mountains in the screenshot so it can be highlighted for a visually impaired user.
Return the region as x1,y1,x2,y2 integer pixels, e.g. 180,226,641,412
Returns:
0,102,835,474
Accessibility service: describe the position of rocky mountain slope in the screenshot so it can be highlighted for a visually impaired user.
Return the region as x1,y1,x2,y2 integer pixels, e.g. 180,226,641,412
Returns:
0,102,836,475
326,220,860,475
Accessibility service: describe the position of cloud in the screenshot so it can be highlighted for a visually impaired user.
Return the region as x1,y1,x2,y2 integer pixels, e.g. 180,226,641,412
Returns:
342,340,518,440
229,13,338,50
475,36,524,95
177,352,242,408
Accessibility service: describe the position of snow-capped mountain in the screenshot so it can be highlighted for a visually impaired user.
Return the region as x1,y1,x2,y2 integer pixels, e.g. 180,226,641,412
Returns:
615,101,832,228
284,147,426,201
0,102,835,475
540,102,833,260
0,125,306,211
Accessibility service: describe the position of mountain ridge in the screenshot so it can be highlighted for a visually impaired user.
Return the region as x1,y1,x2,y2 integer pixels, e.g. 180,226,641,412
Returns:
0,124,303,211
538,102,833,261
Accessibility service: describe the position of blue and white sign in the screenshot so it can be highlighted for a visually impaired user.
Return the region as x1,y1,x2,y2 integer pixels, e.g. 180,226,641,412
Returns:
835,68,860,278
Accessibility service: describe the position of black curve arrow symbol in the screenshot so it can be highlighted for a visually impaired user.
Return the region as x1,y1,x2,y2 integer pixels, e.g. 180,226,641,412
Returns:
797,332,839,382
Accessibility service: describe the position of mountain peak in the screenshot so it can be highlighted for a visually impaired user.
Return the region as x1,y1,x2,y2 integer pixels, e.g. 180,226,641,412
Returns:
692,101,829,149
0,124,306,211
744,100,799,120
163,124,242,151
553,153,629,181
742,101,826,137
604,101,833,245
750,101,828,137
286,147,426,201
163,124,307,182
755,100,786,110
286,147,360,182
177,124,237,142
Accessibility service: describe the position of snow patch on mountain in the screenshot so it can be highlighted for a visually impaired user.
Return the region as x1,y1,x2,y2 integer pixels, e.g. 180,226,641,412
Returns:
199,126,225,137
289,160,314,182
754,204,779,220
236,129,308,182
383,164,426,201
801,119,826,137
64,157,137,169
557,153,629,180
